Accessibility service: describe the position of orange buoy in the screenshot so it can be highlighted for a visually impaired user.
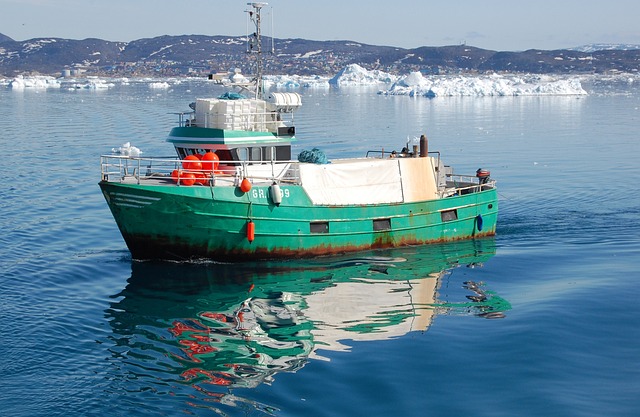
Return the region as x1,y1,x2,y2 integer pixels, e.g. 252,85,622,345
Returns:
194,172,208,186
246,221,255,242
182,154,202,171
201,152,219,172
240,178,252,193
171,169,180,183
179,172,196,186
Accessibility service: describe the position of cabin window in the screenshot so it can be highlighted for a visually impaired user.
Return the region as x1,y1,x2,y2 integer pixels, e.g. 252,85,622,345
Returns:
251,147,262,161
264,146,276,161
236,147,248,161
373,218,391,231
441,209,458,222
310,222,329,234
276,146,292,161
224,146,292,163
216,149,233,163
176,148,188,159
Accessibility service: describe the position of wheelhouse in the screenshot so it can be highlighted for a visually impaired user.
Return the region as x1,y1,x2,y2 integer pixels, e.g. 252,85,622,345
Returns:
167,92,301,164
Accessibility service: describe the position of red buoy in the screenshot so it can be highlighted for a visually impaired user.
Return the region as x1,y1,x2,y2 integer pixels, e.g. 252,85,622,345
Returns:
179,172,196,186
201,152,219,172
171,169,180,183
194,172,208,186
240,178,252,193
246,221,255,242
182,154,202,171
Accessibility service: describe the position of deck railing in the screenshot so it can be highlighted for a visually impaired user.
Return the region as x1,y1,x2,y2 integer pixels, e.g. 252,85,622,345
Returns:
446,174,497,195
100,155,495,194
100,155,302,185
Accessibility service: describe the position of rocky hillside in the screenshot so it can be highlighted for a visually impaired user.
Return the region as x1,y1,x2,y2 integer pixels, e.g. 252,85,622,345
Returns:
0,33,638,77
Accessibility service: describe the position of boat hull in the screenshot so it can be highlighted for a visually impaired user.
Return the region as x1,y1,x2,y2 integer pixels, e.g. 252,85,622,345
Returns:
99,181,498,261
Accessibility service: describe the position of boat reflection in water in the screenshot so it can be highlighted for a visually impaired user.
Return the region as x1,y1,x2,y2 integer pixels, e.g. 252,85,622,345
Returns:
105,238,509,413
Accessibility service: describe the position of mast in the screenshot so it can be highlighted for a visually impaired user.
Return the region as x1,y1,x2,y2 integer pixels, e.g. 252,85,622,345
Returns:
246,2,268,99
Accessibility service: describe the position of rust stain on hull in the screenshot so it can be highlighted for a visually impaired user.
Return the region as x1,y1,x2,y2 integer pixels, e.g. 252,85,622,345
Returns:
123,231,497,262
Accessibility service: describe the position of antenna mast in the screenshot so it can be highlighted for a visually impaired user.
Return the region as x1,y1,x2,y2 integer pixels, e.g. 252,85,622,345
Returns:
246,2,268,99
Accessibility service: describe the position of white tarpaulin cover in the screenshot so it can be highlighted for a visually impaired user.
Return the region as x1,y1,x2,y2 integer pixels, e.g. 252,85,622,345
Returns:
398,157,439,202
299,157,439,205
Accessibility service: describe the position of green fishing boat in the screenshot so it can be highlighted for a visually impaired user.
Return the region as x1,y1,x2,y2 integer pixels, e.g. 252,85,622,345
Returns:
99,3,498,261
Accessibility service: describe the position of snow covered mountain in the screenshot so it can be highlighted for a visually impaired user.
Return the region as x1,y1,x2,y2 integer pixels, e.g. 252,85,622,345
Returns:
570,44,640,53
0,33,639,77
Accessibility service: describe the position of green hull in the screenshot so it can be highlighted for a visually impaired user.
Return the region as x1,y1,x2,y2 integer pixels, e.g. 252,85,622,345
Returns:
99,180,497,261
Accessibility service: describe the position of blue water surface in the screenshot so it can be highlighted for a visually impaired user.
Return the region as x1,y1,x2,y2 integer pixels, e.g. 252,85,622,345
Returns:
0,76,639,417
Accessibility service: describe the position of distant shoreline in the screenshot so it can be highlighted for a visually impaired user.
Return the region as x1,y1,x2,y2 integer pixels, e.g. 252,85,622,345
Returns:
4,69,638,98
1,35,639,78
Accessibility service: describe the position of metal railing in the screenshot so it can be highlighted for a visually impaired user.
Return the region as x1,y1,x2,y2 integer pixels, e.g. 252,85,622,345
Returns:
445,174,497,195
100,155,495,196
100,155,302,185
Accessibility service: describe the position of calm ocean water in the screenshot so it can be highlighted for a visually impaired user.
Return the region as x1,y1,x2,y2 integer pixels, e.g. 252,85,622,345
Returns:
1,76,639,417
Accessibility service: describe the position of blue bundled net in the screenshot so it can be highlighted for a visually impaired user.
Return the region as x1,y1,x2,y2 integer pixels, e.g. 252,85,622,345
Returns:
218,92,247,100
298,148,329,164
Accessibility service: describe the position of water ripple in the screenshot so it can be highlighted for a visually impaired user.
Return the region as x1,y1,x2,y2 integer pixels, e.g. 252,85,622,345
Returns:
2,81,639,417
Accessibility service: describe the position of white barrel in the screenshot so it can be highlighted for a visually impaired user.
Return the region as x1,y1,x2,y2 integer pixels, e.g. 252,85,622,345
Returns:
266,92,302,112
270,183,282,206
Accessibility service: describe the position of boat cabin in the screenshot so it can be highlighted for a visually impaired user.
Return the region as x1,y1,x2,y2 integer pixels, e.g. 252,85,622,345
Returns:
167,92,301,165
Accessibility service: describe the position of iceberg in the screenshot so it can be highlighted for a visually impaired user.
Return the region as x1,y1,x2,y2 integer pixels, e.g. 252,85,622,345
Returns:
265,75,330,89
325,65,586,95
329,64,397,86
3,65,597,98
379,72,588,97
9,75,61,89
67,78,114,90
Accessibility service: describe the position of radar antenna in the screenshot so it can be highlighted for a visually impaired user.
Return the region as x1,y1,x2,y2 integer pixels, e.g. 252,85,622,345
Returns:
246,2,269,99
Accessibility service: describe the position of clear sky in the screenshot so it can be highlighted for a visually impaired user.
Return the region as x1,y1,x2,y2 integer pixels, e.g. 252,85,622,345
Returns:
2,0,639,51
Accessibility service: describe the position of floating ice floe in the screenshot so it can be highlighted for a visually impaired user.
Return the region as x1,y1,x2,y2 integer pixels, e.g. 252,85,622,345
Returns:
3,66,605,97
112,142,142,157
329,64,397,86
68,78,114,90
265,75,330,89
9,75,61,89
379,72,588,97
7,75,118,90
149,81,170,89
